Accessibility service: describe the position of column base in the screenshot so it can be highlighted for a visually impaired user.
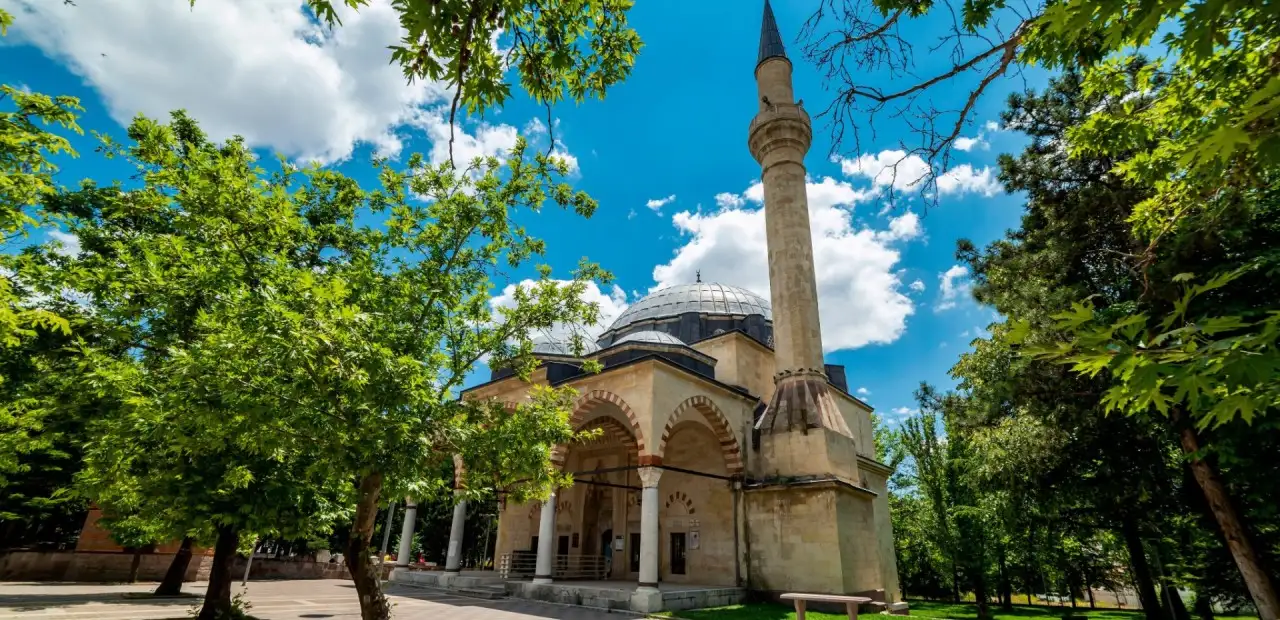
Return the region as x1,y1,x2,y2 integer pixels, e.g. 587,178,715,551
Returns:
442,570,460,576
532,576,553,585
631,586,663,613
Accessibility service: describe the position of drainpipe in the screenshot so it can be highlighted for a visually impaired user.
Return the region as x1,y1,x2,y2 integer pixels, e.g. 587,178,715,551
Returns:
732,477,742,587
740,418,753,592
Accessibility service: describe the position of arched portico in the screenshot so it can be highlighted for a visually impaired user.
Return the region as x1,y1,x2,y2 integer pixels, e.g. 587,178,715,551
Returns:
656,395,744,475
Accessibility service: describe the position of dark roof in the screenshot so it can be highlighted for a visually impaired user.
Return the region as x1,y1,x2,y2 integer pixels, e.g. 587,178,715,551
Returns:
758,0,787,66
614,330,687,347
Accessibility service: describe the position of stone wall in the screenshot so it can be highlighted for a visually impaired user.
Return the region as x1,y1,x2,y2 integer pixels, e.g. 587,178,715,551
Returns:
0,550,211,582
228,556,382,580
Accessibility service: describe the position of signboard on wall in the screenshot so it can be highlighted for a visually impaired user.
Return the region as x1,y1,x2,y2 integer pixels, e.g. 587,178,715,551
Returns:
689,531,700,550
614,537,625,551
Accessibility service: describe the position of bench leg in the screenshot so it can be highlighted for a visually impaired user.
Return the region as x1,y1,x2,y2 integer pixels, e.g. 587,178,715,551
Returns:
794,600,806,620
846,601,860,620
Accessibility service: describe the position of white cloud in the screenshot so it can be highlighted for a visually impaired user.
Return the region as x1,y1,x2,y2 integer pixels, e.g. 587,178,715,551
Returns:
489,280,629,345
413,111,518,167
874,211,922,243
954,134,988,152
714,192,745,209
836,149,1001,198
652,177,916,352
839,150,930,191
936,264,972,311
984,120,1002,132
909,279,926,292
890,406,916,417
937,164,1002,197
1,0,464,164
47,230,81,257
856,387,870,396
646,194,676,212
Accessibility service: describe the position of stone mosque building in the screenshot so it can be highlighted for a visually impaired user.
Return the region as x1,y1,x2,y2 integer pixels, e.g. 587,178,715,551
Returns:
394,1,904,613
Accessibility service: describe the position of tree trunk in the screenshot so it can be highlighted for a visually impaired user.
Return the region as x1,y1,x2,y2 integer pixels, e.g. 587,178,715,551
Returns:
1168,584,1192,620
127,550,142,584
155,537,194,596
998,546,1013,610
1088,586,1096,609
345,472,391,620
1176,421,1280,620
952,562,962,602
1121,517,1166,620
1193,587,1216,620
197,525,239,620
974,571,992,620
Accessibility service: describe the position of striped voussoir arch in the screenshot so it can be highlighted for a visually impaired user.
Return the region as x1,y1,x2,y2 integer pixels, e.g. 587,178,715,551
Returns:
550,390,646,467
573,415,640,456
658,395,744,474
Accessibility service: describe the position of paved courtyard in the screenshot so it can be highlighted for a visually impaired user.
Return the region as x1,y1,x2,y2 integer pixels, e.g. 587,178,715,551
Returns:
0,579,638,619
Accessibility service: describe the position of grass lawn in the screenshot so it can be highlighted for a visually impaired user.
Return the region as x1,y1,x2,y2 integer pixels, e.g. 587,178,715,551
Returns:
655,600,1230,620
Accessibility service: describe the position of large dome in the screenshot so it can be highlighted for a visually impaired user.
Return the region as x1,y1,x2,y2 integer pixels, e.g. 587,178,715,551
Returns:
606,283,771,334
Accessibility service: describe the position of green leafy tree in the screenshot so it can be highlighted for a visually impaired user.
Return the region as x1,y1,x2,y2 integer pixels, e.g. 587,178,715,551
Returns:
960,67,1280,617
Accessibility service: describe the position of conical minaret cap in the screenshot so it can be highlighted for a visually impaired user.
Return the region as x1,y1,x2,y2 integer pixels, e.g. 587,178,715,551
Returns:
757,0,788,66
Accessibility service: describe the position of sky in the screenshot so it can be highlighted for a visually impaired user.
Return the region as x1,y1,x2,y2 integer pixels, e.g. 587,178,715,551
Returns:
0,0,1044,427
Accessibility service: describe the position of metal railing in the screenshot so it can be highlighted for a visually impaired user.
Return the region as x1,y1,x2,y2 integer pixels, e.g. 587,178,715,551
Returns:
498,553,610,580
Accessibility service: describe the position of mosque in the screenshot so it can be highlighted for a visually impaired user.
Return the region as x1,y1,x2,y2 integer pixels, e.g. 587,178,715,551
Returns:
392,1,905,613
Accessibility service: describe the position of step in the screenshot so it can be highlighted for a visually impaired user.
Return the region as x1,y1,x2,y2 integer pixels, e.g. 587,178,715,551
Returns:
452,586,505,600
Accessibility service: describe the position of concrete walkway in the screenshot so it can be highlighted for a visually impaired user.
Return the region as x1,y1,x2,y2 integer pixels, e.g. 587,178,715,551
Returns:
0,579,640,619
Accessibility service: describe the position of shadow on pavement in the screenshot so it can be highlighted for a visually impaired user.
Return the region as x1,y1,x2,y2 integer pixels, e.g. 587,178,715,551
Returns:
0,588,198,613
384,583,642,619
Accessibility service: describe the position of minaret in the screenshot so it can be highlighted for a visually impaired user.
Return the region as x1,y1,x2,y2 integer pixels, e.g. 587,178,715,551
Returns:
749,0,849,436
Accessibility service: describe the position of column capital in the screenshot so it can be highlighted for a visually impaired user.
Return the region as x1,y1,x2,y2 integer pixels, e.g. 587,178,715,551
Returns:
405,497,417,508
638,466,662,488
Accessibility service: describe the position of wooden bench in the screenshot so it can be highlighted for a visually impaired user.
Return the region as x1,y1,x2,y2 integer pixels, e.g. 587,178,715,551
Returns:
779,593,874,620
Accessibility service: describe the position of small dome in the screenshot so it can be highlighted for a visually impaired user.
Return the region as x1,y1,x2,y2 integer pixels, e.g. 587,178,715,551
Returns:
606,282,771,333
613,330,687,347
532,335,599,357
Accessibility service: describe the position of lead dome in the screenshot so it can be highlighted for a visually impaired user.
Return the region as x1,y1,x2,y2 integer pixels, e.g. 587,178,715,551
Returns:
605,283,772,335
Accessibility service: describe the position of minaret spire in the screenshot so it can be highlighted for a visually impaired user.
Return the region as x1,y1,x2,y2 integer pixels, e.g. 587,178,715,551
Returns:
758,0,787,66
749,1,850,437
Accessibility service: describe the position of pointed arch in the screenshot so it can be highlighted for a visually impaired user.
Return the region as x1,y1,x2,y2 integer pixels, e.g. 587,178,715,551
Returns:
658,395,744,474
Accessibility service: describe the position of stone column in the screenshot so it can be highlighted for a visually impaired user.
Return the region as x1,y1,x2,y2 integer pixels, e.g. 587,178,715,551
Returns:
395,498,417,567
533,493,557,584
637,466,663,590
444,496,468,575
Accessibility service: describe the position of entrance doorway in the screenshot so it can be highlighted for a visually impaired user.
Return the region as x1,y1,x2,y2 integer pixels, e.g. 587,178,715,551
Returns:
670,532,686,575
629,532,641,572
557,536,569,572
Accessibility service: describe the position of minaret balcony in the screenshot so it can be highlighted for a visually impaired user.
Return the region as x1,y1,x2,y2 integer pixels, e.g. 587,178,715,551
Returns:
748,103,813,165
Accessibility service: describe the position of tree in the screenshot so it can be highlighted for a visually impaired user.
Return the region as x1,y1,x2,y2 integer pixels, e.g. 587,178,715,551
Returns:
0,18,79,344
191,0,643,159
15,104,611,620
0,9,86,548
797,0,1279,210
955,66,1280,617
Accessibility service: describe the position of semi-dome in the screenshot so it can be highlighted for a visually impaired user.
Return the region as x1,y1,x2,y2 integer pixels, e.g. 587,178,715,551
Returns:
607,283,772,334
613,330,687,347
531,335,600,357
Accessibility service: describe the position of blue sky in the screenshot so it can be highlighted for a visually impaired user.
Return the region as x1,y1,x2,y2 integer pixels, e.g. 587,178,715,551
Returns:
1,0,1043,426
